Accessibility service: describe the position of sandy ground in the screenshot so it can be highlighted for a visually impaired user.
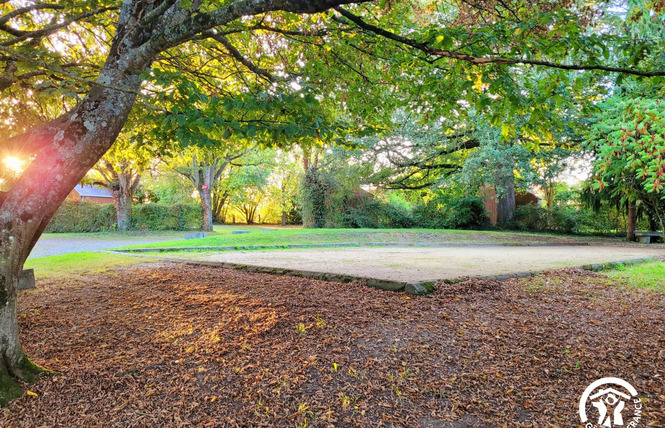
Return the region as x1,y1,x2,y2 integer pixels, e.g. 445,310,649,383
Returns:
173,245,665,282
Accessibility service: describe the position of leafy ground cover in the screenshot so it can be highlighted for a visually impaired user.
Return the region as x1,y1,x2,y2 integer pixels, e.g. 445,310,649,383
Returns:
119,227,599,250
3,259,663,427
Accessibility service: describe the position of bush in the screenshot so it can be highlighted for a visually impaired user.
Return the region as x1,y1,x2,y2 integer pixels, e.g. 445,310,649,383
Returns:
132,204,201,231
45,202,116,233
511,205,577,234
412,196,490,229
444,197,491,229
45,202,202,232
341,199,415,228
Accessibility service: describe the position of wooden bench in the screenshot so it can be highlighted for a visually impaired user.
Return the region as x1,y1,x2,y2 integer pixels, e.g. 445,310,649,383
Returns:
634,231,664,244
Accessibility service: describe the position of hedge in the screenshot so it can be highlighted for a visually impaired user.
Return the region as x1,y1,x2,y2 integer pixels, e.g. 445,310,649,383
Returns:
45,202,202,232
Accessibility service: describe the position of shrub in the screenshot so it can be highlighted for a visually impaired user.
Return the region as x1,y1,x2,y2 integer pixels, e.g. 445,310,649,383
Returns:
132,204,201,231
45,202,116,233
412,195,490,229
511,205,577,234
45,202,202,232
443,197,491,229
341,199,415,228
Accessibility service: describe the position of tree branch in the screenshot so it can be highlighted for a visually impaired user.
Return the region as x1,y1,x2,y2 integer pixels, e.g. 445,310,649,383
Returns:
136,0,373,62
209,33,275,82
0,6,117,47
334,7,665,77
0,3,65,27
140,0,180,26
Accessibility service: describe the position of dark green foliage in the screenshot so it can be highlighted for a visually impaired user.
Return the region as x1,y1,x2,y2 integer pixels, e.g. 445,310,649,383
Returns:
412,195,490,229
45,202,202,232
341,199,415,229
45,202,116,233
133,185,160,204
301,167,336,228
511,205,577,234
445,198,491,229
284,201,302,225
131,204,202,231
509,204,648,235
341,195,488,229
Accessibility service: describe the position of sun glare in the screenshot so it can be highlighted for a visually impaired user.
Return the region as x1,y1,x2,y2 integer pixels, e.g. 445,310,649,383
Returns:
3,156,25,174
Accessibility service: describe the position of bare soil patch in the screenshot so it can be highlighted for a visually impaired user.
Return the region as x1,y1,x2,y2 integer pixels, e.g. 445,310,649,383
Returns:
170,245,665,282
1,264,663,427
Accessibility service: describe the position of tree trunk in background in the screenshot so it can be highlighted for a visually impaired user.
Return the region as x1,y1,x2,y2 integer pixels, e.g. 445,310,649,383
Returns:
544,178,555,212
200,187,213,232
496,174,516,225
281,211,287,226
212,191,229,224
114,191,133,231
627,201,637,242
301,167,328,228
111,172,141,231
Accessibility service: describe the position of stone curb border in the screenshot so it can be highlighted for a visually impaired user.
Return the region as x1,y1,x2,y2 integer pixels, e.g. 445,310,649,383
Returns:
110,252,657,297
114,241,590,254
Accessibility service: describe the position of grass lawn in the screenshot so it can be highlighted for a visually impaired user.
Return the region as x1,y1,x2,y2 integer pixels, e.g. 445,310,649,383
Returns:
606,260,665,293
118,226,596,250
24,252,151,281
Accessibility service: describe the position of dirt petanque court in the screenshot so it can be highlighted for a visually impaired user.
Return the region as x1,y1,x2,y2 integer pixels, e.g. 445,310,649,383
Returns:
164,244,665,283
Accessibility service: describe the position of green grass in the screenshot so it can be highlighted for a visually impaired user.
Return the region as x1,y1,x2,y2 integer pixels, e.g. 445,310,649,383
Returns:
24,252,147,281
117,227,590,250
606,260,665,293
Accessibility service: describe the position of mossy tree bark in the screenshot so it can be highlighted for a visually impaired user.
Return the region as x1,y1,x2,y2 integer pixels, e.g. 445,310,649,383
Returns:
0,3,153,401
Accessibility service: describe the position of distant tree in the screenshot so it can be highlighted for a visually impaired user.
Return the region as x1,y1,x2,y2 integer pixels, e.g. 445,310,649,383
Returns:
226,151,275,224
89,129,155,230
269,151,302,226
172,148,244,232
587,96,665,239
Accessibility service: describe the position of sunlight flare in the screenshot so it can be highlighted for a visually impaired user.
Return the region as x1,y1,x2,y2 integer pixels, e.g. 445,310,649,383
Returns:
3,156,25,174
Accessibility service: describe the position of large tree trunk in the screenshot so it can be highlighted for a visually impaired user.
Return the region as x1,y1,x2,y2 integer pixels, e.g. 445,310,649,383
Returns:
114,190,133,231
495,173,516,225
0,35,148,401
627,201,637,242
112,172,140,231
200,187,214,232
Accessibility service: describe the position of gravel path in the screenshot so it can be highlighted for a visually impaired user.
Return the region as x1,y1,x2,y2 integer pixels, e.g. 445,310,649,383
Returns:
171,245,665,282
29,234,181,259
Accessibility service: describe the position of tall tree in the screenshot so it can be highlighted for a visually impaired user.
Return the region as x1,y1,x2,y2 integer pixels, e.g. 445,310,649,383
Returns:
0,0,373,402
587,96,665,240
90,130,155,230
172,148,244,231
